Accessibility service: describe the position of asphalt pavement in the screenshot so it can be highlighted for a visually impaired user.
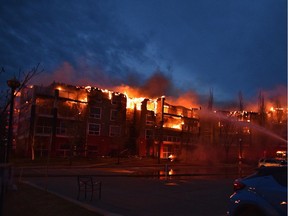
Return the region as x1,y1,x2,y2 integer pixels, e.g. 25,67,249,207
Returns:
14,163,255,216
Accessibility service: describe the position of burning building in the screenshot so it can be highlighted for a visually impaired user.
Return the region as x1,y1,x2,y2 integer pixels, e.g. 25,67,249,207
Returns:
15,81,287,163
16,82,201,160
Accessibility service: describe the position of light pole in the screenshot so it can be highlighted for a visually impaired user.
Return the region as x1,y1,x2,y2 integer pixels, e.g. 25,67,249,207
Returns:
5,77,20,163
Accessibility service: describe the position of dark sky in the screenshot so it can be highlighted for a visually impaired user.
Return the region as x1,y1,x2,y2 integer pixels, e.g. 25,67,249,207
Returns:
0,0,287,107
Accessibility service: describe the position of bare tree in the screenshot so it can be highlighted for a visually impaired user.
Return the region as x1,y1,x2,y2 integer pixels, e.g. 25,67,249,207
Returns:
258,91,266,126
207,88,214,111
0,64,43,162
238,91,244,111
275,99,283,124
220,116,237,163
0,63,43,116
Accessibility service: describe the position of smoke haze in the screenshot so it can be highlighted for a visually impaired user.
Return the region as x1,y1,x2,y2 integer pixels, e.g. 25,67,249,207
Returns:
31,61,286,111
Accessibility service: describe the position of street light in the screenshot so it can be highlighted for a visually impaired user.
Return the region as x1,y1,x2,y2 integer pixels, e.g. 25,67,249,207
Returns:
5,77,20,163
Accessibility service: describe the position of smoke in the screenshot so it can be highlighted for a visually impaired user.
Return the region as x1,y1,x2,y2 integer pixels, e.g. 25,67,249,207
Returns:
177,142,223,164
167,91,200,108
31,61,118,88
245,85,287,111
31,62,201,106
113,71,178,98
140,72,175,97
262,85,287,108
114,71,201,108
31,61,286,111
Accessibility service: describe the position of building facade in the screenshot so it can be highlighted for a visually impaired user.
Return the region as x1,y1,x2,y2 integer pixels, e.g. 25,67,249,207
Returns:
16,82,287,163
17,82,201,160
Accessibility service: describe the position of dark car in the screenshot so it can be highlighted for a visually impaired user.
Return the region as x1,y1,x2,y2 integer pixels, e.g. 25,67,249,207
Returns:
258,158,284,168
227,166,287,216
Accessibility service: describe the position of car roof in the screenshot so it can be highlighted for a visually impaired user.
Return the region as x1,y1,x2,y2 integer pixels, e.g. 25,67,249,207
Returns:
259,158,281,162
257,166,287,173
256,166,287,186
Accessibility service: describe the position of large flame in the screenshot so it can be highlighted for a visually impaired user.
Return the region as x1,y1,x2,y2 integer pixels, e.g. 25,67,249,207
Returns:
125,95,158,111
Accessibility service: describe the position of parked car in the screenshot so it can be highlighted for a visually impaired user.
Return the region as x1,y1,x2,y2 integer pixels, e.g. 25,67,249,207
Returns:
258,158,285,168
227,166,287,216
279,160,287,166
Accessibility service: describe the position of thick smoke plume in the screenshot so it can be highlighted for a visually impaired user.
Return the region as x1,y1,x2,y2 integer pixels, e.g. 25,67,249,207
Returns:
31,61,287,111
32,62,201,108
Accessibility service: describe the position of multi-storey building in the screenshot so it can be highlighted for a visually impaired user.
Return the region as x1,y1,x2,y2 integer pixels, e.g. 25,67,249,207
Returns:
16,82,200,160
199,109,287,162
16,82,286,163
17,82,127,158
133,97,200,159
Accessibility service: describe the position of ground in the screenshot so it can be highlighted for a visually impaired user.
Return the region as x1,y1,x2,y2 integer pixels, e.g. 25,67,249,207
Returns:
1,156,251,216
2,182,103,216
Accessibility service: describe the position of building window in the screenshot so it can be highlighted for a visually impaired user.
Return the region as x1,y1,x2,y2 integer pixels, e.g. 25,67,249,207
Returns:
162,146,170,159
90,107,101,119
163,135,180,143
146,113,154,126
37,106,52,116
36,125,51,134
56,122,68,135
110,109,118,121
36,98,53,115
88,123,100,135
35,119,52,134
59,90,76,100
109,125,120,137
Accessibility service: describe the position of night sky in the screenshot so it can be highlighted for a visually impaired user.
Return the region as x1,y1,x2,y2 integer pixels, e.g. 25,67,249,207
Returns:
0,0,287,108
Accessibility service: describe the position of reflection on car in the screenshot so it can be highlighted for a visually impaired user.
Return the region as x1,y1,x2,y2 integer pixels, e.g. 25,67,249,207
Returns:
227,166,287,216
258,158,286,168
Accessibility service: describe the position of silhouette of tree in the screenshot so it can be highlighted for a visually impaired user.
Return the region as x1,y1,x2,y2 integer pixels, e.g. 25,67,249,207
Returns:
0,64,43,162
220,116,237,163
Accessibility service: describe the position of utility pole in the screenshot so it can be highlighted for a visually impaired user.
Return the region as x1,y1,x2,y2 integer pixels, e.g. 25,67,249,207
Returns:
207,88,213,111
238,91,244,165
238,91,244,112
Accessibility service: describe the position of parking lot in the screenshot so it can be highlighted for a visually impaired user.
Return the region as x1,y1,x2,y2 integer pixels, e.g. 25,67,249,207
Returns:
16,164,251,216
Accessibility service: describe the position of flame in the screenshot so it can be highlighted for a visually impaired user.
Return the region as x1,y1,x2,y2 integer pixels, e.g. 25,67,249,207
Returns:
84,86,91,92
51,79,201,117
79,97,87,103
126,96,145,110
164,123,183,130
163,116,183,130
147,99,157,111
125,94,158,111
